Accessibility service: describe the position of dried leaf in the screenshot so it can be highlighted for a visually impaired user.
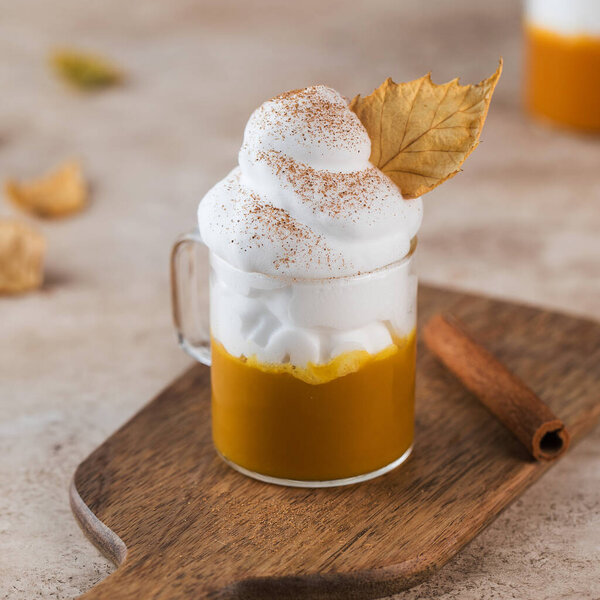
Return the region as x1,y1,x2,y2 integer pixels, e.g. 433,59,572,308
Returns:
5,161,88,218
50,49,123,90
350,60,502,199
0,220,45,294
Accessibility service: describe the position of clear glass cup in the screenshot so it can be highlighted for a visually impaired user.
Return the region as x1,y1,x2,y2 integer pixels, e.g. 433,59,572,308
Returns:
171,233,417,487
524,0,600,131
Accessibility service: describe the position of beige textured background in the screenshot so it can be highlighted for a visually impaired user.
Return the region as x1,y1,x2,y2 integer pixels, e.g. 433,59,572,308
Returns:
1,0,599,598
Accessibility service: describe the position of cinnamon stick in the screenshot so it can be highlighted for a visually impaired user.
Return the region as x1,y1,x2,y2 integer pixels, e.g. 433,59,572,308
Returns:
423,313,570,461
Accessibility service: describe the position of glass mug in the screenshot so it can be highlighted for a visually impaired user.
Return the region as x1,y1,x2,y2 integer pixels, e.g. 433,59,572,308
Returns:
171,233,417,487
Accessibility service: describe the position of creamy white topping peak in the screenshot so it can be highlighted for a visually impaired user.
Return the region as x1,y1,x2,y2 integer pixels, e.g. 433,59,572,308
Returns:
198,85,422,278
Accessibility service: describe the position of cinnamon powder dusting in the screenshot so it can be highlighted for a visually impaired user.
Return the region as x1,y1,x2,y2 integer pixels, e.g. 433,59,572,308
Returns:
256,149,390,223
263,86,364,153
218,172,345,273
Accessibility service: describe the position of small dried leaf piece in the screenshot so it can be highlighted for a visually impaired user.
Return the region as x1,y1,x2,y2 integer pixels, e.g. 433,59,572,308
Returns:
51,49,123,90
5,161,87,218
350,60,502,199
0,220,45,294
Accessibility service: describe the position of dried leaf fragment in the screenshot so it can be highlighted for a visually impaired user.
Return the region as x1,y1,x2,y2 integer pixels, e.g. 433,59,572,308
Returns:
350,60,502,199
0,220,45,294
50,48,123,90
5,161,88,218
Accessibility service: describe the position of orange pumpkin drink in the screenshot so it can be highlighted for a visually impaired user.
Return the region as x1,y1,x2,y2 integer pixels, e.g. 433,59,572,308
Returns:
172,67,500,486
212,332,416,482
524,0,600,131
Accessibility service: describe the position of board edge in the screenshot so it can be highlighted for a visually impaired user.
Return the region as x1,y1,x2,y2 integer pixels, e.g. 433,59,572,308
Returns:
69,476,127,567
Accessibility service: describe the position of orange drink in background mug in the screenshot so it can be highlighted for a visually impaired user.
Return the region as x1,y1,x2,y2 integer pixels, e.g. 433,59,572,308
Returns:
171,237,417,487
524,0,600,131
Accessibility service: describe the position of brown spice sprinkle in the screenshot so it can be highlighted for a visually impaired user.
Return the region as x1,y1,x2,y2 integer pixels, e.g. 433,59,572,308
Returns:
218,171,345,273
260,86,364,154
255,149,393,224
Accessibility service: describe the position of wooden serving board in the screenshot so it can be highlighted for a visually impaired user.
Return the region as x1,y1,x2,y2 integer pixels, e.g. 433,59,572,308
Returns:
71,285,600,600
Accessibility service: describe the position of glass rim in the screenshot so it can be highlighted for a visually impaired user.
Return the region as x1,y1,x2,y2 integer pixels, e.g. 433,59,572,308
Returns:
210,237,417,284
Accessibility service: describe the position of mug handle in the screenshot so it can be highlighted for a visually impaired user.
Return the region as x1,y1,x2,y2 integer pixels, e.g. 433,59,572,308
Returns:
170,230,212,366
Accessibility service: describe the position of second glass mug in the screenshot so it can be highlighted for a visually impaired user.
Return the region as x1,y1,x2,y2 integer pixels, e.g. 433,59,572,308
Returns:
171,233,418,487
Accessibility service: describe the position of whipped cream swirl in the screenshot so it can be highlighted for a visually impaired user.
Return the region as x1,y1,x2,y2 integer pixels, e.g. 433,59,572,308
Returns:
198,85,422,278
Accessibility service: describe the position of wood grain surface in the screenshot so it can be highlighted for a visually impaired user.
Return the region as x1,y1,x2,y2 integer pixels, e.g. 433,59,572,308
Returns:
70,285,600,600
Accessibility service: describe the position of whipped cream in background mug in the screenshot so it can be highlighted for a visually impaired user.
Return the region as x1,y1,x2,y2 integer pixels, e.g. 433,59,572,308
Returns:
525,0,600,36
